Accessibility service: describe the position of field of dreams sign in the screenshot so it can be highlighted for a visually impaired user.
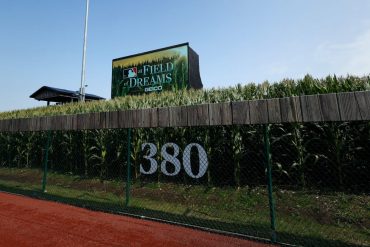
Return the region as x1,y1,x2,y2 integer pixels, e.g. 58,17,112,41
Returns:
111,43,202,98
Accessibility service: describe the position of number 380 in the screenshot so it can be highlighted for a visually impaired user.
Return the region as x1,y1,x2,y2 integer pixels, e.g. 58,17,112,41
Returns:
140,143,208,179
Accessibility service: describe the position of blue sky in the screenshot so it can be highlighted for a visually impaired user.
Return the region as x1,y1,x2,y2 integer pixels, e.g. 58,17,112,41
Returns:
0,0,369,112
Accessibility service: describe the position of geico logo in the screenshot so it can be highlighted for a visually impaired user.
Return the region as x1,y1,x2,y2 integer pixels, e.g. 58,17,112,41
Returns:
144,86,163,92
140,143,208,178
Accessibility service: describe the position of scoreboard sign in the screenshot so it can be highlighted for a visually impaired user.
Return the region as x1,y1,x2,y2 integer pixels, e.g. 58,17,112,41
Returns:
111,43,202,98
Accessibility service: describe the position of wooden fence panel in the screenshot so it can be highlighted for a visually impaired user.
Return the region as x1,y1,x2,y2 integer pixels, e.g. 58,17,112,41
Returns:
0,119,4,132
59,115,66,130
76,114,83,130
56,114,67,130
267,98,281,123
108,111,119,129
3,119,8,132
136,109,146,128
99,112,108,129
38,117,46,131
92,112,99,129
4,119,10,132
280,96,302,123
33,118,38,131
46,116,53,131
209,103,232,126
49,116,59,130
355,91,370,120
0,91,369,132
30,118,38,132
87,113,95,130
139,109,149,128
58,115,67,131
49,116,55,131
337,92,362,121
1,120,5,132
169,106,187,127
8,119,13,132
2,119,7,132
17,119,23,132
118,110,129,128
187,104,209,126
67,115,74,130
128,110,137,128
7,119,12,132
3,119,9,132
44,117,50,131
300,95,323,122
11,119,17,132
11,119,18,132
249,99,268,124
10,119,16,132
148,108,158,128
57,115,66,131
24,118,31,132
319,93,340,121
158,107,170,127
39,117,47,131
14,118,21,132
21,118,29,132
49,116,56,131
232,101,250,125
9,119,13,132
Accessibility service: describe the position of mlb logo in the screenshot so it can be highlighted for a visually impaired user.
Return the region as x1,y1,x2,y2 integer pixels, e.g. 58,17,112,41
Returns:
123,67,137,79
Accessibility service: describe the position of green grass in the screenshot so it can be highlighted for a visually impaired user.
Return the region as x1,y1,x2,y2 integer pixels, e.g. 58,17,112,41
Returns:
0,167,369,246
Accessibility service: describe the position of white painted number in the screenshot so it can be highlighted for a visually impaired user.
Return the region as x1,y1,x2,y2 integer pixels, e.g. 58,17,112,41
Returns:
140,143,157,174
139,143,209,179
183,143,208,179
161,143,181,176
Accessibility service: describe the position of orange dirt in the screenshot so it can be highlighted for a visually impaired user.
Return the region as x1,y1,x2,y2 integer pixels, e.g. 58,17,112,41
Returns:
0,192,275,247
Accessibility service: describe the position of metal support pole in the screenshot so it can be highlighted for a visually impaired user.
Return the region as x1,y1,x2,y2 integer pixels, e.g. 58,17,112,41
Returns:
263,124,277,243
125,128,132,207
79,0,89,102
42,130,52,193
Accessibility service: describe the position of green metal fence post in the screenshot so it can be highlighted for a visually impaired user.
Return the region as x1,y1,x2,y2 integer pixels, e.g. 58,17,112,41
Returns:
263,124,277,243
125,128,132,207
42,130,52,193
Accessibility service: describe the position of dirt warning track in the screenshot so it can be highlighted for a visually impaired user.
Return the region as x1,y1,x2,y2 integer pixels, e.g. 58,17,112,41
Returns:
0,192,274,247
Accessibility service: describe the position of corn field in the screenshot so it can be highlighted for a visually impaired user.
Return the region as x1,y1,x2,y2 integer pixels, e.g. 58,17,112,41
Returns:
1,74,369,120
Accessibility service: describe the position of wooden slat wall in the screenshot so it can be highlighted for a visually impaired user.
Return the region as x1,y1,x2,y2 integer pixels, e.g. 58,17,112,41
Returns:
232,101,250,125
280,96,302,122
301,95,323,122
355,91,370,120
0,91,369,132
319,93,340,121
249,99,268,124
267,99,281,123
209,103,232,126
337,92,362,121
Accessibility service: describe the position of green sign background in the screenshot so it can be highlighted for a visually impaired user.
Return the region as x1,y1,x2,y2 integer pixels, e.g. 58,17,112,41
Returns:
111,44,189,98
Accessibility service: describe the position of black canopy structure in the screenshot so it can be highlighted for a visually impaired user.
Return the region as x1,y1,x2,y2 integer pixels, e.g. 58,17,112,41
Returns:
30,86,105,106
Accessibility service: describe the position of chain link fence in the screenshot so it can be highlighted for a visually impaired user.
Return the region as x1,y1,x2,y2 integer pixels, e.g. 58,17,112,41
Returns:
269,122,370,246
0,122,369,246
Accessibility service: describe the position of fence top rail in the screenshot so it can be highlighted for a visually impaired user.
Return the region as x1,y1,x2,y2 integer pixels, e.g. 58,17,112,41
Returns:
0,91,369,132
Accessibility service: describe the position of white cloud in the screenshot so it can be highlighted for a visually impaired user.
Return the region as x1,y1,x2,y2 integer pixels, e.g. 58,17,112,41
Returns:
315,29,370,76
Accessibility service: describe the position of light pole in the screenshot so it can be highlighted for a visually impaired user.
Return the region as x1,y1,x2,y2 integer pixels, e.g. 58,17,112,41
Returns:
79,0,89,102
